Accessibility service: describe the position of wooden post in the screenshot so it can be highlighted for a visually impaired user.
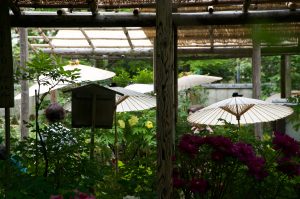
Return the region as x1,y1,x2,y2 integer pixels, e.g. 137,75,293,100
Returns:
90,94,96,160
19,28,30,139
0,0,14,108
280,55,291,98
174,26,178,125
252,39,263,140
156,0,174,198
0,0,14,157
276,55,292,133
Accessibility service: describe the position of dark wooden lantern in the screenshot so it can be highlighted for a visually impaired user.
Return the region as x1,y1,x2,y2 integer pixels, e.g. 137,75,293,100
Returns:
68,84,122,129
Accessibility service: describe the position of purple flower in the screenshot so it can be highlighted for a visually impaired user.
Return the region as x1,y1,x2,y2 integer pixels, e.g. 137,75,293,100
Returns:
272,132,300,157
232,142,256,162
189,178,208,194
246,156,268,180
205,136,234,155
178,134,205,157
277,157,300,177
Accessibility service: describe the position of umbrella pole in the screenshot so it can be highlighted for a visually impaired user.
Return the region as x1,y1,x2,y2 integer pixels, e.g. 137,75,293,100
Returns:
114,111,119,173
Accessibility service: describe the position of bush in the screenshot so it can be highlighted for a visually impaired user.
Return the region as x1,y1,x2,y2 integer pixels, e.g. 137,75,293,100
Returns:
173,131,300,199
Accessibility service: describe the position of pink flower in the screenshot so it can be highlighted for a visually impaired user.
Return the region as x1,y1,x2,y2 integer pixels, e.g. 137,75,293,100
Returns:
189,178,208,194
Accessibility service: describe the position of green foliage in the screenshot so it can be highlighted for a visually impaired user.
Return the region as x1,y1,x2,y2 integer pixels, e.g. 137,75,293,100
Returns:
132,69,153,84
179,59,236,82
112,70,131,87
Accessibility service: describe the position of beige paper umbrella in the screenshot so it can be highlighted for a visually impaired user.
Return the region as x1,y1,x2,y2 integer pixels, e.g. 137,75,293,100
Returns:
178,74,222,91
15,64,115,99
188,93,294,127
108,87,156,112
125,83,154,94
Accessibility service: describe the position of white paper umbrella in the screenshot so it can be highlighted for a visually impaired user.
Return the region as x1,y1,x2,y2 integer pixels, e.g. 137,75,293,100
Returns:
108,87,156,112
15,64,115,99
125,83,154,93
178,74,222,91
188,95,294,126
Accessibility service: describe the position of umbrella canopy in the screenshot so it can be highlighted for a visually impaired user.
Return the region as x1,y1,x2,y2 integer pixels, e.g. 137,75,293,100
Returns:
178,74,222,91
15,64,115,99
188,95,294,126
108,87,156,112
125,83,154,93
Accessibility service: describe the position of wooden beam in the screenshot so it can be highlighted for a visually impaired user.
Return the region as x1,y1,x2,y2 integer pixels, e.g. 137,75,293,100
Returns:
156,0,174,198
15,0,294,9
80,28,96,50
40,46,300,57
243,0,251,13
8,0,21,16
88,0,98,15
38,28,54,50
122,27,134,49
10,10,300,27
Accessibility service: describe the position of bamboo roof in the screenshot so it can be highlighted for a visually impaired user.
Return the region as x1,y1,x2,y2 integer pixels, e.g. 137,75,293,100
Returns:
9,0,300,58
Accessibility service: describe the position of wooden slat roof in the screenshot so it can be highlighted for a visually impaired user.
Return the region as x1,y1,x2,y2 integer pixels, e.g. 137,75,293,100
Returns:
9,0,300,58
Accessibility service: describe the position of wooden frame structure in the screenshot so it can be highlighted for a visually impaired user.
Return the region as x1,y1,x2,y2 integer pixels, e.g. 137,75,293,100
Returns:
3,0,300,198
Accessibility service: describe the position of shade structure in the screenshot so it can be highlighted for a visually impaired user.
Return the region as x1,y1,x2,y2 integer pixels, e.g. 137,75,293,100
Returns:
125,83,154,93
188,96,294,126
108,87,156,112
15,64,115,99
178,74,222,91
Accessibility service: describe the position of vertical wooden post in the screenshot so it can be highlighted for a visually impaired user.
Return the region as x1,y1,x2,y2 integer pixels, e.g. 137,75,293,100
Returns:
90,94,96,160
252,40,263,140
280,55,291,98
20,28,30,139
276,55,292,133
156,0,174,198
0,0,14,157
174,26,178,124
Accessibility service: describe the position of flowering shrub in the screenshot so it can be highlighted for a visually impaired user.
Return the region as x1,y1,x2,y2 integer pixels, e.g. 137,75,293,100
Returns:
173,132,300,198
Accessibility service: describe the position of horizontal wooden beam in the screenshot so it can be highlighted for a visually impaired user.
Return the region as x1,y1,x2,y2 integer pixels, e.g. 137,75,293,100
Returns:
10,10,300,27
15,0,293,9
40,46,300,57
